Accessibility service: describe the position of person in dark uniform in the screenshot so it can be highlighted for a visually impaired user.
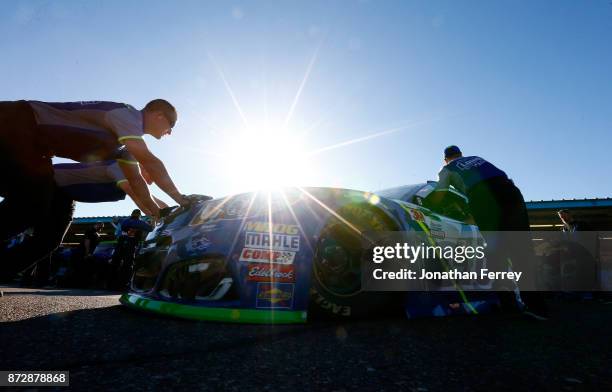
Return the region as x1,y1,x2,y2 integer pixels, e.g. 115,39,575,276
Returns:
434,145,547,319
436,146,530,231
556,209,597,295
110,209,154,290
557,209,589,232
72,222,104,287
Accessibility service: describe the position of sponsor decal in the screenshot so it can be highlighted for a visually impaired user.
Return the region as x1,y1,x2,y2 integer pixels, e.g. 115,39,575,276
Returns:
428,221,445,240
429,221,443,231
239,247,296,264
198,224,218,232
256,283,294,309
409,208,425,222
223,197,250,219
187,233,212,252
244,232,300,252
244,221,299,235
190,202,222,226
456,157,485,170
430,229,446,240
189,196,250,226
247,264,295,282
310,288,351,316
188,262,210,273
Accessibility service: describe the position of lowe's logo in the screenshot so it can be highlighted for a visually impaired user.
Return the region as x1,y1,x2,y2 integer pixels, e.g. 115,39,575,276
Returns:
245,221,299,235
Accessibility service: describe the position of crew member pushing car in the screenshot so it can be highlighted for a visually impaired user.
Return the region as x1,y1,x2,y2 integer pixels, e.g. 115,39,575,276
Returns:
436,145,529,231
0,99,191,243
433,145,547,319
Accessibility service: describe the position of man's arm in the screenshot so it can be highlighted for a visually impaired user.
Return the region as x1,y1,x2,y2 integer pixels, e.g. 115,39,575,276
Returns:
117,180,153,216
429,167,452,206
122,139,189,206
436,167,452,190
141,167,169,208
152,195,169,208
117,161,160,217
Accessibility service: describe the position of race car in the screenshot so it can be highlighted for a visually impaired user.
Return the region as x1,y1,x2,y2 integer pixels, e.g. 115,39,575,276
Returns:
121,183,499,323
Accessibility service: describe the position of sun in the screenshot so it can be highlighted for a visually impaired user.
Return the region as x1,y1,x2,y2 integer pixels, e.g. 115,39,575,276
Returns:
224,127,313,191
202,47,418,195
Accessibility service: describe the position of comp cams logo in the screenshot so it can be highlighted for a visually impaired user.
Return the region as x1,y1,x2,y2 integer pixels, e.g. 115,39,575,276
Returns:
239,248,296,264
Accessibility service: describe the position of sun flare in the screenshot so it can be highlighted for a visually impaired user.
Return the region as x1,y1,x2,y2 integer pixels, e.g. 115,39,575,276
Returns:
223,127,313,191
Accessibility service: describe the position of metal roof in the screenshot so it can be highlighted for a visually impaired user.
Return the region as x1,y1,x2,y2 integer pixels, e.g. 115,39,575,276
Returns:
72,216,127,224
72,216,151,224
526,198,612,210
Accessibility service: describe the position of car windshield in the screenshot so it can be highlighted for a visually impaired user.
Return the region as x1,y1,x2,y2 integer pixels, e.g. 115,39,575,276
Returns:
375,184,426,202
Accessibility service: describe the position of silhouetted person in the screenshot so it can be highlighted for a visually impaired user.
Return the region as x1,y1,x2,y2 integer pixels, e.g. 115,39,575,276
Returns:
434,145,547,319
110,209,153,290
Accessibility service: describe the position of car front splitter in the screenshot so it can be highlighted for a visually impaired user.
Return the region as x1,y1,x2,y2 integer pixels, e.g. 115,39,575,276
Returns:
120,293,308,324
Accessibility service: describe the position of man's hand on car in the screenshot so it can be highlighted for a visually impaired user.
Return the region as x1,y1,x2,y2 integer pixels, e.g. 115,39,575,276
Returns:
180,194,213,207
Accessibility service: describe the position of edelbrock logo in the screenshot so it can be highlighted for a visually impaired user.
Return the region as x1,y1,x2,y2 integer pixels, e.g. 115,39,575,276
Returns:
247,264,295,283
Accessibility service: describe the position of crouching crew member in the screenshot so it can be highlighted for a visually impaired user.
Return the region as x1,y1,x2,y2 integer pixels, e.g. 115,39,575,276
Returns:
0,154,166,282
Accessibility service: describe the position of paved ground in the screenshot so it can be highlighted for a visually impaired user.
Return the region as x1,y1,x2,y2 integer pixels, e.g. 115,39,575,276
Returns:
1,285,611,391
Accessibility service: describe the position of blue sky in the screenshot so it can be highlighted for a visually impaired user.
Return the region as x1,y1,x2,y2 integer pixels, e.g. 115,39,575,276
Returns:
1,0,611,217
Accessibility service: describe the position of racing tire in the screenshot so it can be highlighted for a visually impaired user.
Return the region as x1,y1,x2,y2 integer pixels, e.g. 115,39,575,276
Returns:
309,203,402,319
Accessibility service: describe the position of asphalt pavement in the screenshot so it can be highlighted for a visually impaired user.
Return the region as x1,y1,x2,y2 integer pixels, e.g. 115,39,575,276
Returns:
1,285,611,391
